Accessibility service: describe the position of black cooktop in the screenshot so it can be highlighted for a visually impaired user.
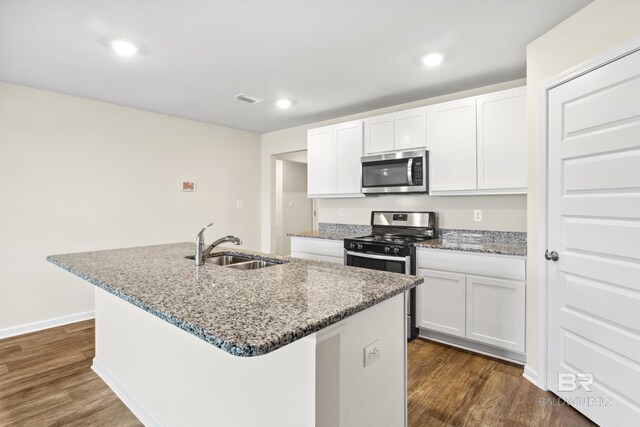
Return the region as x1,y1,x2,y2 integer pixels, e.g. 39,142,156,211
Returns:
348,234,432,246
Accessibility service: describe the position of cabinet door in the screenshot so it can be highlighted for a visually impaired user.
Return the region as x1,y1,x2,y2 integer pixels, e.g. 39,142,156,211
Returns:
364,114,395,154
476,87,527,191
465,275,525,352
429,98,477,191
334,120,363,195
394,107,427,151
307,126,335,195
416,269,466,338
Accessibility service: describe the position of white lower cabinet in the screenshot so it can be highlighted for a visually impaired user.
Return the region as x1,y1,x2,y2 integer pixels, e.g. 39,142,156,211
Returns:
416,248,526,359
290,236,343,264
416,269,466,338
466,275,525,352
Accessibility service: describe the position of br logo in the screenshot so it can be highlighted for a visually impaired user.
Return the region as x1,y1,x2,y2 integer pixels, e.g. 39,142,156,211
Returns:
558,373,594,392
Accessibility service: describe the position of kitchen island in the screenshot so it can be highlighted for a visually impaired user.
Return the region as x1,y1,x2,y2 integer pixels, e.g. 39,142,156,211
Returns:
47,243,422,427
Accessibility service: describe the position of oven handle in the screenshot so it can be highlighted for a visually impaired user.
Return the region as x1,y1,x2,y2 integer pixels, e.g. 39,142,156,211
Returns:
407,158,414,185
345,251,411,275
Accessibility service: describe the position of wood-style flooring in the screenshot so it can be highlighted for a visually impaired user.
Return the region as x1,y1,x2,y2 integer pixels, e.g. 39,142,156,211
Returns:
0,320,596,426
407,338,596,427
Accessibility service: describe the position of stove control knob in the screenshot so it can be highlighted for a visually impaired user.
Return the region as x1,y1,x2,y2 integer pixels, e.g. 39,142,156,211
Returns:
349,242,357,250
357,244,363,251
384,246,391,253
393,247,401,254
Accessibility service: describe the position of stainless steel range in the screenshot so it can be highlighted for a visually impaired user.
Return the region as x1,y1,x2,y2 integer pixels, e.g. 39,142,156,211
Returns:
344,211,436,340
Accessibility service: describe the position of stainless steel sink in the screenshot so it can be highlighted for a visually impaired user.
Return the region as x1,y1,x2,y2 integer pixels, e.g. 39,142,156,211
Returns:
206,255,253,266
186,254,282,270
226,260,277,270
185,254,250,264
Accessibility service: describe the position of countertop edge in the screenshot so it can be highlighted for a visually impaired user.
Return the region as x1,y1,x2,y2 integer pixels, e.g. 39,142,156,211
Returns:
46,255,423,357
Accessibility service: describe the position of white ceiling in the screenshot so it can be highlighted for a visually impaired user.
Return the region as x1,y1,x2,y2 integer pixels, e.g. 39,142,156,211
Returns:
0,0,592,133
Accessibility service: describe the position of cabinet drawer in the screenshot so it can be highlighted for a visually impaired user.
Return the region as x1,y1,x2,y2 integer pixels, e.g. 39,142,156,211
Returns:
290,237,344,259
291,251,343,264
417,248,525,281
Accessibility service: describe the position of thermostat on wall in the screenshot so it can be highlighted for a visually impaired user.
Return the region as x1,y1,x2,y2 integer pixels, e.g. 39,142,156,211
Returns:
180,181,197,192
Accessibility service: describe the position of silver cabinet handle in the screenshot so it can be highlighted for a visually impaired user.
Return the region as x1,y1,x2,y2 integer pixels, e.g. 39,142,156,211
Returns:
545,250,559,262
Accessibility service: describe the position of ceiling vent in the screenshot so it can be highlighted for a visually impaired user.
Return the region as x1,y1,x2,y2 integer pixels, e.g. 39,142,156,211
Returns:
234,93,265,105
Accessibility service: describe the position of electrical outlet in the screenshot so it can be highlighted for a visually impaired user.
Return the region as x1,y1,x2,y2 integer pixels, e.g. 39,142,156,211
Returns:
363,339,381,367
339,208,346,217
288,201,294,208
474,210,482,222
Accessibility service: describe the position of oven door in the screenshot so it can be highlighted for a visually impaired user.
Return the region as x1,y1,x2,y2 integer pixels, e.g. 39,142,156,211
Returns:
344,250,416,340
344,251,410,275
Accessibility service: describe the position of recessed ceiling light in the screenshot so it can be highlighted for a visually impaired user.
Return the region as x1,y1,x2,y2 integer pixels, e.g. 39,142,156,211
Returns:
276,99,292,109
421,52,444,67
110,40,139,57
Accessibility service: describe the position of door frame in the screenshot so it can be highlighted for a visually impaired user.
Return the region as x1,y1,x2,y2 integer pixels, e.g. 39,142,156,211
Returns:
536,35,640,391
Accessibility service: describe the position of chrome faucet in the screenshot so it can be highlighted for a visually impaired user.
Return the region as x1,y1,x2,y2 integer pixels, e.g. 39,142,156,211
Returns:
195,222,242,266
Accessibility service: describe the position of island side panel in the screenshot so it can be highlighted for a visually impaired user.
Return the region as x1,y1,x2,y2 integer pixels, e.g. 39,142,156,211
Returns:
93,288,317,427
338,293,407,427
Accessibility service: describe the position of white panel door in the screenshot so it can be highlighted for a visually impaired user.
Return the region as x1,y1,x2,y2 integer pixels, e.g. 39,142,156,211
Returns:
476,87,527,191
334,120,363,195
307,126,335,195
416,269,466,338
364,114,394,154
547,49,640,426
429,98,477,191
394,107,427,151
465,275,525,352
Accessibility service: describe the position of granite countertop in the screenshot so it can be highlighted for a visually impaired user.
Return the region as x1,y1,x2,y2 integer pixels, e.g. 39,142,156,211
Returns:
290,224,527,257
47,243,422,357
414,239,527,257
287,230,363,240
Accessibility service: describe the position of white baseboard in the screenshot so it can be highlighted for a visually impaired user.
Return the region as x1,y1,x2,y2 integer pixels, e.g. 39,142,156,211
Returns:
92,360,161,427
419,329,526,365
523,365,539,387
0,310,95,340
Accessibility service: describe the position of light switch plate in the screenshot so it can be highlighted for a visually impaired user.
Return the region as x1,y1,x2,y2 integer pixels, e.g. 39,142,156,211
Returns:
236,200,245,209
363,339,381,367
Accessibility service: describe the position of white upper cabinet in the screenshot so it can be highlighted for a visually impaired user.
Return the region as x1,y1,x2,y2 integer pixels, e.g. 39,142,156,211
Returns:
428,98,478,191
428,86,527,195
307,126,335,195
334,121,364,194
307,120,364,198
476,87,527,191
394,107,428,151
364,114,395,154
364,108,426,155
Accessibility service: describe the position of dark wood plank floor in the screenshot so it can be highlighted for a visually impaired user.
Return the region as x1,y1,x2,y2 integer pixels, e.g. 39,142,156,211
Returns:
0,320,596,426
408,338,596,427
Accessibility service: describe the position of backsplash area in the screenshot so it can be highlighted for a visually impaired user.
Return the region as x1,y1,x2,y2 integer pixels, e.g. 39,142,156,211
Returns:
438,229,527,244
318,223,527,244
316,194,527,232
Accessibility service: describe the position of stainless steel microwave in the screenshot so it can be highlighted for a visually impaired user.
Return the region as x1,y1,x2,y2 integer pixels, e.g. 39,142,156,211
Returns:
361,150,428,194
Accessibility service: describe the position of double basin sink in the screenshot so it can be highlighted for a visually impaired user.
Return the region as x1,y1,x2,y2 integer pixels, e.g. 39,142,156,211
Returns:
187,254,281,270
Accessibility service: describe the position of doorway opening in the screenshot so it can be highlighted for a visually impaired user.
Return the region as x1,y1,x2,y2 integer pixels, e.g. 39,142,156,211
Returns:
273,150,315,256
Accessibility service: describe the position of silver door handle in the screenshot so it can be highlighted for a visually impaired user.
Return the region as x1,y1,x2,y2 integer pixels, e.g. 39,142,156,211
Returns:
545,250,559,262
